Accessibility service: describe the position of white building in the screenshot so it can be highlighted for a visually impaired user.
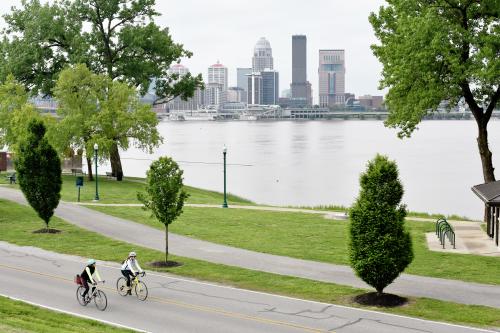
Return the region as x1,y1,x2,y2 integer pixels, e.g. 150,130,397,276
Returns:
166,64,203,111
252,37,274,73
247,73,263,105
318,50,345,107
208,61,228,92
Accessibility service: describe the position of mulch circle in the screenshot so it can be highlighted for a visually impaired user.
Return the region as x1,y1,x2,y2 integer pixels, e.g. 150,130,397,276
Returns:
149,260,183,268
33,228,61,234
353,292,408,307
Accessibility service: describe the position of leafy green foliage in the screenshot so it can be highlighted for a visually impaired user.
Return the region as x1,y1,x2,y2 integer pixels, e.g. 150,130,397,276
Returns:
1,0,203,101
16,119,62,228
370,1,499,136
370,1,499,182
138,157,188,262
349,155,413,294
52,64,162,178
0,75,44,153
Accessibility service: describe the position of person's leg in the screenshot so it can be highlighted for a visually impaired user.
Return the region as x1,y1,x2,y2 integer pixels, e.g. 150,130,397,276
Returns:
82,279,90,298
122,270,132,287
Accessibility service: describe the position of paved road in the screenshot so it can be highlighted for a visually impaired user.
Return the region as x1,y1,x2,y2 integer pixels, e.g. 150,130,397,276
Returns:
0,242,497,333
1,187,500,309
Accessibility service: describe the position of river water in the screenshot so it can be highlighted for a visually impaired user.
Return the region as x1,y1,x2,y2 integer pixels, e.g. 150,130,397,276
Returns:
114,120,500,220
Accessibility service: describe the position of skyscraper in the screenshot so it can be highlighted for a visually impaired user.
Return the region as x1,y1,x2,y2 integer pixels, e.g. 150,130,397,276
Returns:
169,63,189,77
237,67,252,103
208,61,228,104
252,37,273,72
247,73,263,105
205,82,224,106
261,70,279,105
290,35,312,106
208,61,228,91
318,50,345,107
166,64,203,110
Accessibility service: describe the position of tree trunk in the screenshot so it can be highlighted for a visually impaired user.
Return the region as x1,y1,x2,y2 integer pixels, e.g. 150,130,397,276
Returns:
109,142,123,181
165,224,169,263
477,122,496,183
86,156,94,181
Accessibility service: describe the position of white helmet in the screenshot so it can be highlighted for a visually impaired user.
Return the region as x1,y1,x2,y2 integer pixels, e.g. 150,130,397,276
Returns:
129,251,136,257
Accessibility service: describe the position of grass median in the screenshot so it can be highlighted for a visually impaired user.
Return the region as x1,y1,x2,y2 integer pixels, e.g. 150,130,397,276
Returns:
1,199,500,329
90,205,500,286
0,296,133,333
0,174,252,205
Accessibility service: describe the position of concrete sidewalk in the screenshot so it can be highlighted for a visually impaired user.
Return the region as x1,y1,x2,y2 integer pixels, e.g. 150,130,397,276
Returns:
1,187,500,309
426,221,500,256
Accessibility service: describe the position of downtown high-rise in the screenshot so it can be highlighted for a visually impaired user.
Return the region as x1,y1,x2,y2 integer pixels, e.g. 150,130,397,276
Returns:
318,50,345,106
166,64,204,110
290,35,312,106
252,37,274,72
237,67,252,103
207,61,228,105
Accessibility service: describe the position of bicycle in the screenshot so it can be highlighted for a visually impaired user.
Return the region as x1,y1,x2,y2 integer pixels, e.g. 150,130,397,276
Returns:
116,271,148,301
75,276,107,311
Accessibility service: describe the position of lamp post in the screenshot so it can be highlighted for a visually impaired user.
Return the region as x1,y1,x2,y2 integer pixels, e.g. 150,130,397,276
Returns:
222,145,228,208
93,143,99,201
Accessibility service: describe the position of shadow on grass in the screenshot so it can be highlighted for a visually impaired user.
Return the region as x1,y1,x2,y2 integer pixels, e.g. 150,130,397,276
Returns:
149,260,183,268
33,228,61,234
353,292,408,308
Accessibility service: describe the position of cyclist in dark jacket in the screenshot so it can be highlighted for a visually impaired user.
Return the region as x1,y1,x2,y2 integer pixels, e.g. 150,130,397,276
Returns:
81,259,102,301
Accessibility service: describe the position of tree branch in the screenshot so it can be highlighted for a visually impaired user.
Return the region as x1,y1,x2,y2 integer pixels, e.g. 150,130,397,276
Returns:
485,87,500,119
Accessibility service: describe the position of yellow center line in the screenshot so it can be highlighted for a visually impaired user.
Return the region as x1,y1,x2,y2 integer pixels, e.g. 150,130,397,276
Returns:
0,263,330,333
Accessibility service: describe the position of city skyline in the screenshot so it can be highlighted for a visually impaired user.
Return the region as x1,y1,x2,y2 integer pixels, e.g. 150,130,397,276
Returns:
0,0,387,103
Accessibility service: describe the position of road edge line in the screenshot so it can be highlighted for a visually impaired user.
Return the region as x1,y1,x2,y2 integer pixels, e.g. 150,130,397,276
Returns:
0,292,149,333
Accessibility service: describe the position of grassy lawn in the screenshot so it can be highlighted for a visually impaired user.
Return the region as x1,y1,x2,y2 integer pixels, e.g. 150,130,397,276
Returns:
0,296,133,333
90,205,500,286
0,199,500,329
0,174,252,205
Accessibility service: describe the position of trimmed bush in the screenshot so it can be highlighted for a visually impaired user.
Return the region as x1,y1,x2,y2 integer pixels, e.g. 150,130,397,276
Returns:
349,154,413,294
16,119,62,229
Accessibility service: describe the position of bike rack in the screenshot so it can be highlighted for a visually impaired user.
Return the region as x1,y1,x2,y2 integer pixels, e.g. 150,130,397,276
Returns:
435,218,456,249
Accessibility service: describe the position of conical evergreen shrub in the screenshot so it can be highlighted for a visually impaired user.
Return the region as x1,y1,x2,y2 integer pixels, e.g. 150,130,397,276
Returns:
349,154,413,294
16,119,62,229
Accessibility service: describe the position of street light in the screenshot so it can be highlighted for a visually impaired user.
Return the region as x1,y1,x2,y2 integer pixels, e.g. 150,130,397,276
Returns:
94,143,99,201
222,145,228,208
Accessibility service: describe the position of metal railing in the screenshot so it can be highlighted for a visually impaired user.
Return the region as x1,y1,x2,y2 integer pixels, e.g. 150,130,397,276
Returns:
435,218,456,249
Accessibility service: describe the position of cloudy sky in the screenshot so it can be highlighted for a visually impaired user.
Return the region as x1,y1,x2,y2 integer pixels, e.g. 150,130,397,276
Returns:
0,0,388,102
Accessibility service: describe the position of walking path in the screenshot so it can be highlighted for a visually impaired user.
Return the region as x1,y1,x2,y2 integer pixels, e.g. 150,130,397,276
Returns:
1,187,500,309
74,201,477,223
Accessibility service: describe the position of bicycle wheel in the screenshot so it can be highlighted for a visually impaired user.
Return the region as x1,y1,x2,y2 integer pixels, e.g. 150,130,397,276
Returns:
116,277,129,296
76,286,88,306
94,290,108,311
135,281,148,301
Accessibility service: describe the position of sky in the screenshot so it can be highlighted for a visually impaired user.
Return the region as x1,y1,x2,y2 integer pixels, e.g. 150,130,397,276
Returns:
0,0,388,103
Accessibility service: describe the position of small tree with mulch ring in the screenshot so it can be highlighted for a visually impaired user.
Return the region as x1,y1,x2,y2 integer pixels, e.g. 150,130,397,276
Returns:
138,156,188,266
16,119,62,232
349,154,413,303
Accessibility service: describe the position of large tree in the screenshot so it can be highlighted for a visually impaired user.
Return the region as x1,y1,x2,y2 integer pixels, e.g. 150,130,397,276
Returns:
16,119,62,231
370,1,500,182
53,64,162,180
2,0,203,177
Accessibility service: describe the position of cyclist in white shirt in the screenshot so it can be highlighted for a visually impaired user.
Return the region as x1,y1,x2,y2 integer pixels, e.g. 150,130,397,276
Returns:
121,251,144,294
